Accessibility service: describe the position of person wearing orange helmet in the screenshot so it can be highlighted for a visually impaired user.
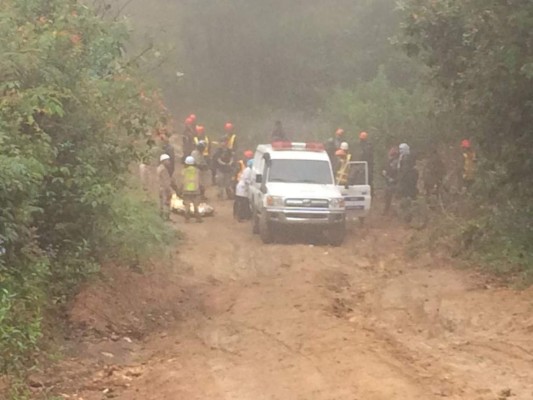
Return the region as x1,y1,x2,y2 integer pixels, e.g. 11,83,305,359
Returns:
461,139,476,189
194,125,211,157
234,149,254,185
223,122,237,152
182,116,196,163
359,131,374,192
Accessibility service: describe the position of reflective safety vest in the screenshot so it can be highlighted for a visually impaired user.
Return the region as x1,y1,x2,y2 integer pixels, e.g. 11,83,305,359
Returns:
336,154,352,185
182,166,200,193
194,136,210,156
227,134,236,150
463,151,477,181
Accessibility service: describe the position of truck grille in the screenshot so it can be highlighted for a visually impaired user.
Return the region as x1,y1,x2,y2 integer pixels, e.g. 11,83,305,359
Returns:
285,199,329,208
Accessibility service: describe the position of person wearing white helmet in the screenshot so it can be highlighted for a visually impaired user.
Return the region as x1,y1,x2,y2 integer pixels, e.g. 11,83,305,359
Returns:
178,156,203,222
157,153,176,219
397,143,418,200
234,159,254,222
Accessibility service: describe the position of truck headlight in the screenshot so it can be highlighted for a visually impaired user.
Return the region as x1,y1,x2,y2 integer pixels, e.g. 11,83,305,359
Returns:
266,195,284,207
330,198,345,209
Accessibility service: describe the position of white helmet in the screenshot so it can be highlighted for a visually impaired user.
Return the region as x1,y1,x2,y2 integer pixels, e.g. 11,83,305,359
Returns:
160,154,170,162
340,142,349,151
185,156,195,165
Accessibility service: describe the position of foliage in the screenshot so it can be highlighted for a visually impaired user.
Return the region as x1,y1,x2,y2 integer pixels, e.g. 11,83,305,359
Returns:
399,0,533,281
0,0,172,377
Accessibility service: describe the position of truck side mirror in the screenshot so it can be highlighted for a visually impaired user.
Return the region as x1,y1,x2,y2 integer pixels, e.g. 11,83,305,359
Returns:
256,174,262,183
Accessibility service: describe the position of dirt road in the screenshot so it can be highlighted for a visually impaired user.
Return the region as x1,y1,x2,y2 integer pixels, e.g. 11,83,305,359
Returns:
51,200,532,400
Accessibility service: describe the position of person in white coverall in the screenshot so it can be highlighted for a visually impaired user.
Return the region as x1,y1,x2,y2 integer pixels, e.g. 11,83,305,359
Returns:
233,159,253,222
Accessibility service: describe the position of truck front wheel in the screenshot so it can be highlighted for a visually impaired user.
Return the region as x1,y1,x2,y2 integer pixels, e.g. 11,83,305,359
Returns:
252,206,260,234
259,213,274,244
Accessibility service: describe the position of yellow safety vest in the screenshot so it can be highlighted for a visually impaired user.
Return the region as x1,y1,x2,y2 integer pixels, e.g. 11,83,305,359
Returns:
336,154,352,185
194,136,210,156
182,166,200,193
227,134,236,150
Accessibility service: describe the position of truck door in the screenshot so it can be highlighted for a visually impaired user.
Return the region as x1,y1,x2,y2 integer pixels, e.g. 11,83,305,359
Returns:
337,161,371,220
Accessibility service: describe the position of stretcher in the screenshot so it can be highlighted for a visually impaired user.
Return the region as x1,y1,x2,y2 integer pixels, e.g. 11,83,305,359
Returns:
170,194,215,217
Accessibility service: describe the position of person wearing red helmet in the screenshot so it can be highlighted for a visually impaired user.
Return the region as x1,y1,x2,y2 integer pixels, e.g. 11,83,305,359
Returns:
194,125,211,157
182,117,196,162
223,122,237,152
461,139,476,189
234,150,254,188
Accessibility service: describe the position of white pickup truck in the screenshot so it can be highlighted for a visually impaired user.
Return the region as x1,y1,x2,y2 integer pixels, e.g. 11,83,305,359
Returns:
249,142,371,246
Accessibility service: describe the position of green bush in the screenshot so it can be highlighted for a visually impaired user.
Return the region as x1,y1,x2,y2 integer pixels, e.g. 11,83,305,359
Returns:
0,0,174,378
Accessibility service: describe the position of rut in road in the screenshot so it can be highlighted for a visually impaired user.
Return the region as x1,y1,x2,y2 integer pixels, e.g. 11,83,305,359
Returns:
57,200,533,400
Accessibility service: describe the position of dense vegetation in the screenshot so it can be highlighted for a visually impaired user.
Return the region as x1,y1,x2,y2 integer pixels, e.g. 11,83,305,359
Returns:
0,0,172,377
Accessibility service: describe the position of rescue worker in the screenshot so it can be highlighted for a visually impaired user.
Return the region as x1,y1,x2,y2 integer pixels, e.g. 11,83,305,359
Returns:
359,131,374,192
272,120,287,141
157,129,176,177
382,146,400,215
461,139,476,190
194,125,211,186
182,117,196,162
234,159,254,222
191,140,210,200
178,156,203,223
335,142,351,185
397,143,418,200
194,125,210,156
334,128,345,150
234,150,254,187
215,148,235,199
223,122,237,153
157,154,176,220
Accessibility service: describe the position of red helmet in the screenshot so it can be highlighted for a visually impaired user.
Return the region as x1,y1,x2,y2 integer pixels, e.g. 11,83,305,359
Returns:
359,131,368,140
244,150,254,159
225,122,234,132
185,117,193,126
196,125,205,135
335,128,344,137
189,114,197,123
461,139,471,149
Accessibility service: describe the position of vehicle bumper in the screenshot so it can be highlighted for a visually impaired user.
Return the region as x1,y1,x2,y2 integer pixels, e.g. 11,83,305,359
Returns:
265,209,345,226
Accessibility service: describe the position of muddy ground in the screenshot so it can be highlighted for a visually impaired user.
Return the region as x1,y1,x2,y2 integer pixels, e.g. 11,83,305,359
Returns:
33,198,533,400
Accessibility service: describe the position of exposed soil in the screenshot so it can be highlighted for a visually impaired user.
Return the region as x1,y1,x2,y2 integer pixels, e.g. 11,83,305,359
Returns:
35,199,533,400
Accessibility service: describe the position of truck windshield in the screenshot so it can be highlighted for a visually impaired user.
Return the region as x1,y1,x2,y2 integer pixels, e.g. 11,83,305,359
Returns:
268,159,333,184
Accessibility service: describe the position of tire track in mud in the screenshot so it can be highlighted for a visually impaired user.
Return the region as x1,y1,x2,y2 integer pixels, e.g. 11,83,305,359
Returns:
52,201,533,400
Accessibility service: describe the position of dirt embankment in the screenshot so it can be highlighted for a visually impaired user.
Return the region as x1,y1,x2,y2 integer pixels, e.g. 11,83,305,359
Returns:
27,200,533,400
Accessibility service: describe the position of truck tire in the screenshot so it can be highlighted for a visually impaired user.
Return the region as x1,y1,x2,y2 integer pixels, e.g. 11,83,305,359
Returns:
252,206,260,234
259,213,274,244
327,224,346,247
